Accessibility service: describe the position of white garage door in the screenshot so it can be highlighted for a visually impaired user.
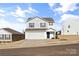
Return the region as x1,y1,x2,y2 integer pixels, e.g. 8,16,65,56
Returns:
25,30,46,40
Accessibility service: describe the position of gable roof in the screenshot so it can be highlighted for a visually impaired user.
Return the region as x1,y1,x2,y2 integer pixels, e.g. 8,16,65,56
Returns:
26,17,55,23
2,28,23,34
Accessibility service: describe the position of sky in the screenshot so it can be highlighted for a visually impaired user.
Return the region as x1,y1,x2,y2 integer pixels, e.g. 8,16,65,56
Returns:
0,3,79,32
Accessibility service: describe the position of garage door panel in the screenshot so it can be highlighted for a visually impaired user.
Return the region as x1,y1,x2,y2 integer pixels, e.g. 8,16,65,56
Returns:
26,30,46,39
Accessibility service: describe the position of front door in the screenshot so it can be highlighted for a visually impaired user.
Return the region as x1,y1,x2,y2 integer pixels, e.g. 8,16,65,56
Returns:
47,32,50,39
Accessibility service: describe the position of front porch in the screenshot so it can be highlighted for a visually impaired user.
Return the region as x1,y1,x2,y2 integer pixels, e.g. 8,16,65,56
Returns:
46,28,56,39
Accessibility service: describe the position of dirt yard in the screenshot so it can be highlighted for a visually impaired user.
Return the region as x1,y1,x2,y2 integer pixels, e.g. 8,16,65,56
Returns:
0,43,79,56
0,39,79,49
0,39,79,55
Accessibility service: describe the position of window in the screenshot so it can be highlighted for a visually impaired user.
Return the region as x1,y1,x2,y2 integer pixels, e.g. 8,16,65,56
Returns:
67,30,69,32
49,23,53,25
29,23,34,27
5,34,10,40
0,34,4,39
68,25,70,28
0,34,2,39
40,23,46,27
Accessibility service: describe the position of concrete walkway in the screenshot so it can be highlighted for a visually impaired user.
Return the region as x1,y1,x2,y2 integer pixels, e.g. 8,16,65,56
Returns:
0,39,79,49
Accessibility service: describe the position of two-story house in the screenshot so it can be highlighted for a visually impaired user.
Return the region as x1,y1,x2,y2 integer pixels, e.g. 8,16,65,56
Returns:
61,17,79,35
58,17,79,40
25,17,56,40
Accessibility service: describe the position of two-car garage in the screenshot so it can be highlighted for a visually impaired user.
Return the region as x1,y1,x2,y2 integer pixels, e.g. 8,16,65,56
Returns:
25,29,47,40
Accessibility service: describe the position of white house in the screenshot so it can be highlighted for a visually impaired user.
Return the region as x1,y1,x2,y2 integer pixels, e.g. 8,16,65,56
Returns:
25,17,56,40
0,28,24,42
61,17,79,35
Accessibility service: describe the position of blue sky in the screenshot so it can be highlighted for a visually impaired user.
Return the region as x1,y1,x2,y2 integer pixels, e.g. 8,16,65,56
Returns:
0,3,79,32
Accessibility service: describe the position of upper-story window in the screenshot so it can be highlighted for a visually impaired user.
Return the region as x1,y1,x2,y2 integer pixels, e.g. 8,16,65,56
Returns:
40,23,46,27
29,23,34,27
68,25,70,28
49,23,53,26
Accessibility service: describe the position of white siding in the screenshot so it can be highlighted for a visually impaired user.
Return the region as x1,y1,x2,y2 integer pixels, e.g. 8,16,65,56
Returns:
26,17,49,28
0,29,11,34
25,17,55,39
0,29,12,41
25,30,47,40
61,19,79,35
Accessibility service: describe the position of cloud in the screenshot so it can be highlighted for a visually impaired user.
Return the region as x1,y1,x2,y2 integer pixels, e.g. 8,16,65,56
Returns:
0,9,5,13
0,9,5,17
0,18,26,32
59,14,79,23
28,6,39,14
48,3,55,9
11,6,26,17
16,18,25,23
55,3,78,13
48,3,78,13
48,3,79,31
11,5,39,23
0,13,5,17
0,5,39,32
11,6,39,18
0,8,25,32
0,19,10,28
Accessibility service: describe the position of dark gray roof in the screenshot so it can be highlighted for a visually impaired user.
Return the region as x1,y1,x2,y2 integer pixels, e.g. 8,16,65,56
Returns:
2,28,23,34
26,17,55,23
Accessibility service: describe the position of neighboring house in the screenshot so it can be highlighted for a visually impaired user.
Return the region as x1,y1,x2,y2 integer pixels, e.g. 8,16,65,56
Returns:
61,18,79,35
25,17,56,40
0,28,25,42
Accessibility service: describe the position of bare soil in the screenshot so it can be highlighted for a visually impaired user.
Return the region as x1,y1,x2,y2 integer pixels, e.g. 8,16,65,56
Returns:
0,43,79,56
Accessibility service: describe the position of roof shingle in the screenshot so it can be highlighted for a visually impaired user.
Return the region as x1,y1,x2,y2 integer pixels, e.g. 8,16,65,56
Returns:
26,17,55,23
2,28,23,34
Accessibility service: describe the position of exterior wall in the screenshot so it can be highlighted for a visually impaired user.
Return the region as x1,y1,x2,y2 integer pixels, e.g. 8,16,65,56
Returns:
61,19,79,35
0,34,12,41
25,30,47,40
0,29,11,34
0,29,12,41
12,34,25,41
26,18,49,29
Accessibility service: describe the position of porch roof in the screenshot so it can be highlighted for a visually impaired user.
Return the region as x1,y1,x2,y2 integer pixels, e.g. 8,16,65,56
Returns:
46,28,56,32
